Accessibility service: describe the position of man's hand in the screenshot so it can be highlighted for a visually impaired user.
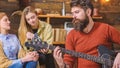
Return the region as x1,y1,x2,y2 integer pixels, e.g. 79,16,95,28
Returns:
53,46,65,68
112,53,120,68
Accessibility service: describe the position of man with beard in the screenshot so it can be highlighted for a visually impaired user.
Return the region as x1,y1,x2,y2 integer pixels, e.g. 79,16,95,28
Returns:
53,0,120,68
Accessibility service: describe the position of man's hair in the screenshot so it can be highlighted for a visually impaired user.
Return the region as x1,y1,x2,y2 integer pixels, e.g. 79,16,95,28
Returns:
70,0,94,16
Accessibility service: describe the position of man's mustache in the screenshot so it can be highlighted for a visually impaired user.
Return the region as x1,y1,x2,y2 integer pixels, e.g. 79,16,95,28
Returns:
72,18,80,24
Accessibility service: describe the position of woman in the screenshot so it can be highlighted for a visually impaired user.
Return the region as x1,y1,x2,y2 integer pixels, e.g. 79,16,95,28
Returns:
0,12,39,68
18,6,54,68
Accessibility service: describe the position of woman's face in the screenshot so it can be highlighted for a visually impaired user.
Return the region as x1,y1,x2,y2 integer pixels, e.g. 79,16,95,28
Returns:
0,15,10,31
25,12,38,28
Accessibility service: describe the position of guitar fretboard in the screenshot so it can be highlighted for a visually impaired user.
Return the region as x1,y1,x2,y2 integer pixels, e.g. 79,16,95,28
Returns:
48,45,113,67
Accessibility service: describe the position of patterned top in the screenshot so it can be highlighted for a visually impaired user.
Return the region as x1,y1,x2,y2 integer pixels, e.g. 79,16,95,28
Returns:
0,34,22,66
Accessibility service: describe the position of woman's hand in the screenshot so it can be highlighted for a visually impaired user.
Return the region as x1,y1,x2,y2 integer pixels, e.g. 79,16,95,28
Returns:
21,51,39,63
26,32,34,40
38,49,48,54
29,51,39,61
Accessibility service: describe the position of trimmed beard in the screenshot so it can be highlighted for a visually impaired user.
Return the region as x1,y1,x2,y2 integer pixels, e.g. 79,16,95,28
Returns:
72,15,89,32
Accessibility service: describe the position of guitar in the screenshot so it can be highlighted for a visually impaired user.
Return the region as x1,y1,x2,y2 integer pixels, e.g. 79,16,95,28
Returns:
25,33,116,68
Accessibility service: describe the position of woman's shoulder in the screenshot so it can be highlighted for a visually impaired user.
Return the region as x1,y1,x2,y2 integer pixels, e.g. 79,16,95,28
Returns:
39,20,52,28
40,20,51,25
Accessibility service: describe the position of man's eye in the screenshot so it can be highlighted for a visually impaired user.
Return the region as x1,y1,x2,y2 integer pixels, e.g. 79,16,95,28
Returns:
75,10,80,13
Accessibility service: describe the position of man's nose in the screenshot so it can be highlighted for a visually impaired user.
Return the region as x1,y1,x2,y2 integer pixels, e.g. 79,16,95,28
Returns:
73,16,77,19
72,15,76,19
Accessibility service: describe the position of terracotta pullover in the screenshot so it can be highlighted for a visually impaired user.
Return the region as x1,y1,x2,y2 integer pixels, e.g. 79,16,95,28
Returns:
64,22,120,68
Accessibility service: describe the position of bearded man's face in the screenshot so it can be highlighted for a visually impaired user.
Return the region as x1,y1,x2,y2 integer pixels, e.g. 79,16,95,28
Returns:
72,15,89,32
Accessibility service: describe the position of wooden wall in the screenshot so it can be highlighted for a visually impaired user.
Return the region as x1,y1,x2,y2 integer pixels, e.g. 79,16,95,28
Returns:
0,0,120,34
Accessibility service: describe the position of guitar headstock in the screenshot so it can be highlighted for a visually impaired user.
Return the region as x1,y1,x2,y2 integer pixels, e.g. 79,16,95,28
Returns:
25,33,48,51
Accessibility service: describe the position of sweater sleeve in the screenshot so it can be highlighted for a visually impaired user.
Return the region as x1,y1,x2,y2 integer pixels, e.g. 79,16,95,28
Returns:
63,30,76,68
44,24,53,53
107,25,120,44
38,22,53,53
43,23,53,45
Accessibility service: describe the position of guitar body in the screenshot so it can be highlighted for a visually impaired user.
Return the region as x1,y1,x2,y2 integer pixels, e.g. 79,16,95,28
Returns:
98,45,116,68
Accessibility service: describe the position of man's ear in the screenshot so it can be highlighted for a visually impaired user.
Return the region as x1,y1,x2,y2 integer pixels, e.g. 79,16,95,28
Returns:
86,8,92,16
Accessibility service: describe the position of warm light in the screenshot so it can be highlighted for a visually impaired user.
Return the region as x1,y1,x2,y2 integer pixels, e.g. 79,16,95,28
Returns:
105,0,110,2
101,0,110,4
94,0,98,2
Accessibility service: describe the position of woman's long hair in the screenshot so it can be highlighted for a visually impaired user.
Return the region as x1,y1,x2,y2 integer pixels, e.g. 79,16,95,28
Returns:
0,12,6,20
0,12,7,32
18,6,37,46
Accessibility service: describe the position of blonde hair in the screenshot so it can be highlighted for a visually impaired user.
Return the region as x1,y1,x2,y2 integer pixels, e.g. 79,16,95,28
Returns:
0,12,7,32
18,6,37,46
0,12,6,20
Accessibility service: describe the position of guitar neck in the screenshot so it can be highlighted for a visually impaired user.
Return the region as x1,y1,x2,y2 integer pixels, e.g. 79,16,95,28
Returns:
48,45,113,67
